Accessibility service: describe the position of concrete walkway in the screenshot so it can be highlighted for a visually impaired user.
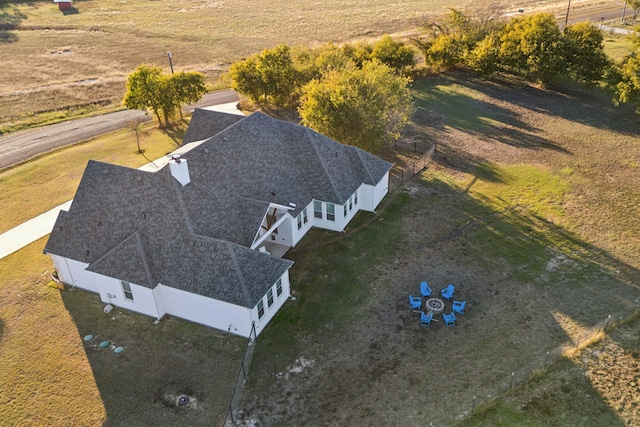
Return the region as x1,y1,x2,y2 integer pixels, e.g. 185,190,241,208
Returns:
0,102,244,260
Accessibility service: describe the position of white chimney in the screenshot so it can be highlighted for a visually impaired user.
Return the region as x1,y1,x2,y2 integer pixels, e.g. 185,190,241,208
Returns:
169,155,191,186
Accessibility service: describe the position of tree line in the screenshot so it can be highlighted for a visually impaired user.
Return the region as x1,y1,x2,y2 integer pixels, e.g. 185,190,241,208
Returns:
123,8,640,153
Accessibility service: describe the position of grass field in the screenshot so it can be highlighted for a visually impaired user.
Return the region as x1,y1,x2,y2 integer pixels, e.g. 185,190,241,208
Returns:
0,0,611,132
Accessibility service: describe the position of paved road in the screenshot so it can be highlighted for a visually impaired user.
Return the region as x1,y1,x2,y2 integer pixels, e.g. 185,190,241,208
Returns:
0,89,238,171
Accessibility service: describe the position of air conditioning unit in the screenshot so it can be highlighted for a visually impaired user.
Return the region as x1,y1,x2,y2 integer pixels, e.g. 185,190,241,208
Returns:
104,304,113,314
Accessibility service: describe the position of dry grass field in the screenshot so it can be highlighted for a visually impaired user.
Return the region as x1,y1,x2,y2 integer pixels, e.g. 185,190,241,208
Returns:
0,0,608,132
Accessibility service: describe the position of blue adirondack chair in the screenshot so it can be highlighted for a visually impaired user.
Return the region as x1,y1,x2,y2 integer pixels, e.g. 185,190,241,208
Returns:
443,312,456,326
420,281,432,298
452,300,466,315
420,311,433,327
441,284,455,300
409,295,422,310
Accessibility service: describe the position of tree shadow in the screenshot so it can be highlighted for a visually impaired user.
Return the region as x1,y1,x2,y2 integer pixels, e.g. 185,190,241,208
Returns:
0,6,26,44
160,120,188,146
460,71,640,136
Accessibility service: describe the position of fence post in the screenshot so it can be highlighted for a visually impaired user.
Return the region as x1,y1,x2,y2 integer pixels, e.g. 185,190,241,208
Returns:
605,314,611,330
544,351,549,367
472,395,476,411
510,371,514,389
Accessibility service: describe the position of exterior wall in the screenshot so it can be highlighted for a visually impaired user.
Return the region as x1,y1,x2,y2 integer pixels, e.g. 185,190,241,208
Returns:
250,270,291,336
311,200,344,232
155,284,254,337
92,273,162,319
372,171,390,210
359,171,390,212
51,255,99,293
290,204,313,247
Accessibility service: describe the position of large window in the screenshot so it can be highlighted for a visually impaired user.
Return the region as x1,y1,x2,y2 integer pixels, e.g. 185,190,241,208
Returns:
313,201,322,219
326,203,335,221
349,195,353,211
354,191,358,205
257,299,265,319
303,207,308,224
297,212,303,230
121,281,134,301
343,202,347,217
276,278,283,296
267,289,274,307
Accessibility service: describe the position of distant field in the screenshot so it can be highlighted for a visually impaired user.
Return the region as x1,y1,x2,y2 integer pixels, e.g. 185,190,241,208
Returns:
0,0,608,131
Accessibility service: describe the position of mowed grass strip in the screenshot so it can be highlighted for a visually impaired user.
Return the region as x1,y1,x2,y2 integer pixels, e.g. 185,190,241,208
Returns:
0,122,182,234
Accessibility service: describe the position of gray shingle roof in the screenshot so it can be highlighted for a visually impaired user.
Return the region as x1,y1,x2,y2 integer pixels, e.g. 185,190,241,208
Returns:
180,111,392,245
44,112,390,308
182,108,244,144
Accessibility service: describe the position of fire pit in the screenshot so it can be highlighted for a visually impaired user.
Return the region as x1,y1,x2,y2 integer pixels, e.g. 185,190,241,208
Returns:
425,298,445,315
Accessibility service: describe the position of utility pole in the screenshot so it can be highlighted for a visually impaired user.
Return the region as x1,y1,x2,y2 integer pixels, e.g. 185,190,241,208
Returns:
167,51,174,74
621,0,628,24
564,0,571,27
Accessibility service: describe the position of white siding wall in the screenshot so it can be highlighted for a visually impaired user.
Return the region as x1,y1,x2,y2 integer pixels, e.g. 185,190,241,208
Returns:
372,171,390,210
251,270,291,336
359,171,389,212
291,204,313,247
92,273,162,318
51,255,99,293
155,284,253,337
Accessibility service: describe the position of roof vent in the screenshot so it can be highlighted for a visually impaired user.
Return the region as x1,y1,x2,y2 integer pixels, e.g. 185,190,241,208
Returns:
169,155,191,186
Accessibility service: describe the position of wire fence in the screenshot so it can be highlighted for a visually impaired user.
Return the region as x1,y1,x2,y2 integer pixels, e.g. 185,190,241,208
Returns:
224,323,257,427
459,298,640,421
389,142,436,191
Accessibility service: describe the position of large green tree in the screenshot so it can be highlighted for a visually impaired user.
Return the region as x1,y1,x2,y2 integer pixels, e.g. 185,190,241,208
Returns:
371,35,415,73
229,44,297,109
298,60,414,153
563,22,610,85
124,65,207,126
498,13,565,84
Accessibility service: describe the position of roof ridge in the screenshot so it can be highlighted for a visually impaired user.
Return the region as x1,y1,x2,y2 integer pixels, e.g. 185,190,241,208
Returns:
133,231,155,288
226,244,254,307
306,127,341,202
355,148,377,185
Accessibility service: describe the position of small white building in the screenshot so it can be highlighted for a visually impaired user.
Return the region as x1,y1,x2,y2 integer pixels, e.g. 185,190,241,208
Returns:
44,110,392,338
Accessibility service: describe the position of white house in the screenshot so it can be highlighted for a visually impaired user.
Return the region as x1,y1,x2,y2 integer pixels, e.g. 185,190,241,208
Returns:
44,110,392,338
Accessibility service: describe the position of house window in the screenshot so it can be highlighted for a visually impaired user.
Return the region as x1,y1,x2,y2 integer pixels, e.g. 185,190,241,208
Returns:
297,212,303,230
257,299,265,319
121,281,134,301
343,202,348,217
276,278,283,296
354,191,358,205
303,207,308,224
313,201,322,219
267,289,274,307
349,195,353,211
326,203,335,221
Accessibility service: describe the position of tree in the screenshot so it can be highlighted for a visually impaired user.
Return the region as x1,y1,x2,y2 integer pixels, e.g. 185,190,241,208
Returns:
613,53,640,112
371,35,415,72
229,44,297,109
298,60,414,153
124,65,167,125
563,22,610,85
124,65,207,126
498,13,565,84
467,32,502,76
